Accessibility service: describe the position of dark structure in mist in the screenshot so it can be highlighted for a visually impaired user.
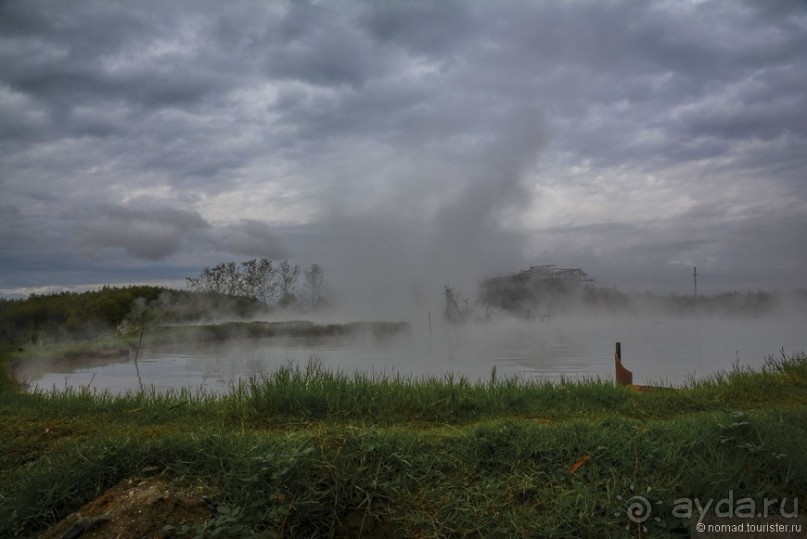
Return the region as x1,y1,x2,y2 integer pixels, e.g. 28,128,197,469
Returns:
479,265,594,313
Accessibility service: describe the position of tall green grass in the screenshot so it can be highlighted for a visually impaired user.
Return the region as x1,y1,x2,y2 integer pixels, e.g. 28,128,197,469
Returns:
1,352,805,537
224,351,806,425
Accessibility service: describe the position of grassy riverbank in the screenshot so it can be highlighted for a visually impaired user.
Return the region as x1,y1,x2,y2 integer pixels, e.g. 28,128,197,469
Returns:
1,350,805,538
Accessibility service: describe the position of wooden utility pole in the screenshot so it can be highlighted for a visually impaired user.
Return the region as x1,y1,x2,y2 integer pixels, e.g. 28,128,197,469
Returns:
693,266,699,300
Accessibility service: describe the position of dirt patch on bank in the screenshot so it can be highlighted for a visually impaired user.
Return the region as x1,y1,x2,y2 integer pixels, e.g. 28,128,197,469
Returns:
38,476,214,539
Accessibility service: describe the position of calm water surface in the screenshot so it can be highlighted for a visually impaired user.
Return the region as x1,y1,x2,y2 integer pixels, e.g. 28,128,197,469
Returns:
22,314,807,394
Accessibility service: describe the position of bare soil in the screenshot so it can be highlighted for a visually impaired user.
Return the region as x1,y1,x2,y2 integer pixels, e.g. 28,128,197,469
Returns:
37,476,213,539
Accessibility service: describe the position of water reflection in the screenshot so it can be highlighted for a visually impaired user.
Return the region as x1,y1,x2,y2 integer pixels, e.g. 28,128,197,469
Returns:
20,314,807,395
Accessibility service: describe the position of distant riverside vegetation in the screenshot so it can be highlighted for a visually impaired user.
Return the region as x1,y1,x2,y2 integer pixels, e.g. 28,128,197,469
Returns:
0,258,328,348
0,282,802,350
0,286,266,347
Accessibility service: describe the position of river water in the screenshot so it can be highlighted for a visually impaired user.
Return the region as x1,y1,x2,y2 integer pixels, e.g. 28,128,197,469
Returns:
20,314,807,395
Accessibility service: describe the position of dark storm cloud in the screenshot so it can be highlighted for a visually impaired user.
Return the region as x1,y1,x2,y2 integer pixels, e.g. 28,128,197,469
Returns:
77,205,210,260
72,205,288,261
0,3,227,101
1,0,806,296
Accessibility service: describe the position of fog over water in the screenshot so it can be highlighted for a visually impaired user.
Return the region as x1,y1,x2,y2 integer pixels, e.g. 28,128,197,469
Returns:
21,309,807,395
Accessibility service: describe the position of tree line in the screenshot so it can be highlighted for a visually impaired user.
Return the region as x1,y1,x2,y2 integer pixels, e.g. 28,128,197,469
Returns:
0,286,166,345
186,258,329,309
0,286,277,347
0,260,331,347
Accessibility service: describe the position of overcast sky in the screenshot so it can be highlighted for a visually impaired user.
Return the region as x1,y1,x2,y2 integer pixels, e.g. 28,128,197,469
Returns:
1,0,806,304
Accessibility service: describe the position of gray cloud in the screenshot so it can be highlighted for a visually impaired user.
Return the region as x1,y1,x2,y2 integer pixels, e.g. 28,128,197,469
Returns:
209,220,289,259
1,0,806,297
76,205,210,260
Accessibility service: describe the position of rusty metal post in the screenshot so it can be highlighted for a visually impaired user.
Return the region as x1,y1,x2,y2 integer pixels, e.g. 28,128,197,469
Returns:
615,342,633,386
